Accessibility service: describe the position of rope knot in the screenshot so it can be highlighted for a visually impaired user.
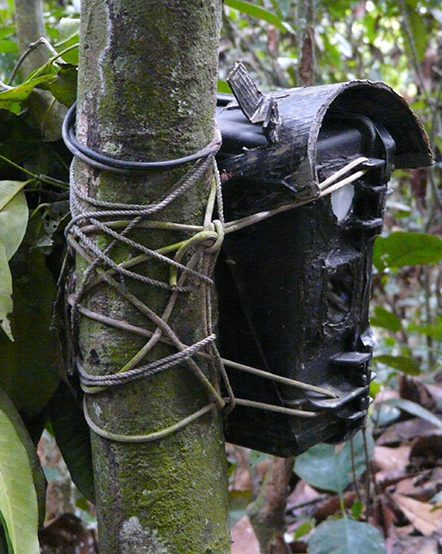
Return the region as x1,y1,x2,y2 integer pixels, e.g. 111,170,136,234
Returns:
205,219,224,253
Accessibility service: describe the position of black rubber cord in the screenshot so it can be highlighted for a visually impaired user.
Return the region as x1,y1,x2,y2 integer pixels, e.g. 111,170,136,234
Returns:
62,103,221,174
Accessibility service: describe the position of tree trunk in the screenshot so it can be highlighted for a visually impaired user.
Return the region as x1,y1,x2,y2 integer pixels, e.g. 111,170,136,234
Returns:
14,0,47,76
15,0,67,141
248,457,293,554
296,0,316,86
71,1,230,552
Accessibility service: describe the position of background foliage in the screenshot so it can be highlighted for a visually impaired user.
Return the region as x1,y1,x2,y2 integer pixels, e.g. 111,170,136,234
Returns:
0,0,440,552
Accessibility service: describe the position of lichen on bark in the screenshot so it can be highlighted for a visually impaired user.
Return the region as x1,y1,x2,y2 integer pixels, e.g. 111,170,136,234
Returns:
72,1,230,552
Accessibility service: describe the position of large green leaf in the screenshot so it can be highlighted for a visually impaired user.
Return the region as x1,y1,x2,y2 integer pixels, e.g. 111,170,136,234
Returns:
0,181,27,213
0,181,28,260
0,389,45,526
374,232,442,271
371,306,402,332
0,75,56,112
49,382,95,503
402,5,429,62
42,65,77,107
0,389,42,554
224,0,294,33
0,220,60,415
0,243,13,341
294,430,374,496
374,355,420,376
384,398,442,429
308,518,386,554
409,317,442,341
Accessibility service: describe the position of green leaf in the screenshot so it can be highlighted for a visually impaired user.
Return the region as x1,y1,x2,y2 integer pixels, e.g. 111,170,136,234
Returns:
374,232,442,271
408,317,442,341
49,383,95,503
0,220,60,415
351,501,364,520
0,389,41,554
0,26,15,41
0,181,29,260
0,75,56,112
54,19,80,65
402,7,429,62
295,519,315,539
0,389,46,527
217,80,232,94
0,181,27,212
224,0,294,33
294,430,374,496
374,355,420,376
0,40,18,55
43,65,77,107
308,518,386,554
0,243,13,341
385,398,442,429
57,17,80,47
371,306,402,332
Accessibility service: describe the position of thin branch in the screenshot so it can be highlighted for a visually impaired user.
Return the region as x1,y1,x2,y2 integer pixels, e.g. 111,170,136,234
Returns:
8,37,57,85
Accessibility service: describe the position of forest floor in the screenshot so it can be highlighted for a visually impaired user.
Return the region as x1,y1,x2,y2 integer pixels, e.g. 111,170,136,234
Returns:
231,374,442,554
36,374,442,553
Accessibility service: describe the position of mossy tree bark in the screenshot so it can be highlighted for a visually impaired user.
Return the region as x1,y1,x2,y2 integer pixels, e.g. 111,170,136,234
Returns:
73,1,230,552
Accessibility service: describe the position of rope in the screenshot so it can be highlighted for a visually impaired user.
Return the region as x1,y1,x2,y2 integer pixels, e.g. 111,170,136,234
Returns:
224,157,368,234
63,106,369,444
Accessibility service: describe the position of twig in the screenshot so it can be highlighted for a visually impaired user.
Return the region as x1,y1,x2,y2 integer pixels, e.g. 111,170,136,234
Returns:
286,494,328,514
8,37,57,84
350,437,364,509
0,153,69,189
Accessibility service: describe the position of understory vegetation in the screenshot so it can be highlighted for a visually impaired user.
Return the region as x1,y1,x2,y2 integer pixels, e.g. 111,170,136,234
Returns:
0,0,440,552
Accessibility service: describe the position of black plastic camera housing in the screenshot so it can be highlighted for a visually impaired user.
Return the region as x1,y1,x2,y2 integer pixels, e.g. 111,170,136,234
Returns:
215,64,432,456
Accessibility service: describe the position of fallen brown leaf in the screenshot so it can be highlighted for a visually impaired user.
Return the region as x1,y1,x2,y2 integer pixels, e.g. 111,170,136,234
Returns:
386,531,440,554
39,513,91,549
394,524,415,537
231,516,260,554
377,418,439,446
374,390,400,405
425,383,442,413
374,446,411,473
377,469,412,490
410,433,442,468
286,481,322,514
392,472,440,502
400,376,436,413
392,493,442,536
